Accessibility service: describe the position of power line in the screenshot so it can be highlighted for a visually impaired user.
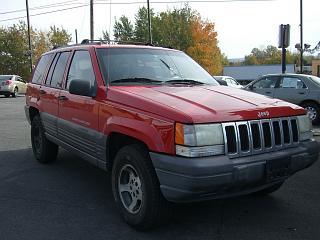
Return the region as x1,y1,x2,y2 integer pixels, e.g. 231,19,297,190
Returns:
0,4,89,23
0,0,277,23
0,0,83,15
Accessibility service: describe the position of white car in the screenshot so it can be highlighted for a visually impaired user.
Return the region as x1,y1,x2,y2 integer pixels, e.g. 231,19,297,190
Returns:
0,75,27,97
213,76,243,89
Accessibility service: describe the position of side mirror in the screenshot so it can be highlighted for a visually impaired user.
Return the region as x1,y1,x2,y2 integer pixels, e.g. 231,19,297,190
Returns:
69,79,96,97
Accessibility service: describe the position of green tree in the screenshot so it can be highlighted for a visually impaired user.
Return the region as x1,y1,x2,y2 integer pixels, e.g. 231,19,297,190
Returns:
113,16,134,42
47,26,71,48
0,22,30,80
100,30,110,42
134,7,154,42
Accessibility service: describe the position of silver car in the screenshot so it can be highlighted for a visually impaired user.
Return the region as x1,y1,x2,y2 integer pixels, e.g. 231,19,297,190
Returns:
245,73,320,124
0,75,27,98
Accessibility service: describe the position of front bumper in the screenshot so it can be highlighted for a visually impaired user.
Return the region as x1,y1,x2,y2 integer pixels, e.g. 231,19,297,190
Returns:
151,139,319,202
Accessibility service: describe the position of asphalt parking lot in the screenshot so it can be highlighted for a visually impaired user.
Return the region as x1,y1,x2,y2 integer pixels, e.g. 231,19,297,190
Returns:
0,96,319,240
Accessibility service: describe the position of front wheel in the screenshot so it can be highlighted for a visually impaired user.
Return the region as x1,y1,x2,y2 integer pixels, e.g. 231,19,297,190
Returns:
112,144,171,230
31,115,58,163
302,102,320,125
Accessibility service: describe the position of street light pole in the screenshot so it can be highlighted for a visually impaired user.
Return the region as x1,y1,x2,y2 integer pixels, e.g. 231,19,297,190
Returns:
300,0,303,73
25,0,32,73
147,0,152,44
90,0,94,41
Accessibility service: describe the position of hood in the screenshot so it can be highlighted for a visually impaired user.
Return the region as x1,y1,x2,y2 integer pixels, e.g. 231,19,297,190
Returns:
107,85,305,124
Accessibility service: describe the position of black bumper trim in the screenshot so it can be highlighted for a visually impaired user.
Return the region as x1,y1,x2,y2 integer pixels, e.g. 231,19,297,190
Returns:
150,140,319,202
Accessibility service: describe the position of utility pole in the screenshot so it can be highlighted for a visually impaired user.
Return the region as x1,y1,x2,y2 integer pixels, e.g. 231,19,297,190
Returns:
147,0,152,44
300,0,303,73
75,29,78,44
25,0,32,73
90,0,94,41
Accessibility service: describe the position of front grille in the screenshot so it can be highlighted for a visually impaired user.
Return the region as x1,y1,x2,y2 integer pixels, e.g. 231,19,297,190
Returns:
222,117,299,157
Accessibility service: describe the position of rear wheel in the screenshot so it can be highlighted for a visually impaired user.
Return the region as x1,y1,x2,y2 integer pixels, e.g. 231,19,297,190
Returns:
112,144,171,230
4,93,10,98
301,102,320,125
12,87,18,98
31,115,58,163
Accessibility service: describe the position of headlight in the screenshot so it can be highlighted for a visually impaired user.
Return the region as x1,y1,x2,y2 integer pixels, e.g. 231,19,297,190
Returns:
297,115,313,141
175,123,224,157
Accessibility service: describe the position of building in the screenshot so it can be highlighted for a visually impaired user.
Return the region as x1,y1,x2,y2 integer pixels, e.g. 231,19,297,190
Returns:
223,64,295,85
312,59,320,77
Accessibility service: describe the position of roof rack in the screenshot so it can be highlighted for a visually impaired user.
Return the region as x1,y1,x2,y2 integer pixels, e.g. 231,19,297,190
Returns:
51,39,161,50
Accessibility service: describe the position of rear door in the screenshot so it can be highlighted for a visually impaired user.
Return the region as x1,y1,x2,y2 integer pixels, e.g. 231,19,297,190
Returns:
39,51,70,137
273,76,309,104
250,76,280,97
57,50,100,161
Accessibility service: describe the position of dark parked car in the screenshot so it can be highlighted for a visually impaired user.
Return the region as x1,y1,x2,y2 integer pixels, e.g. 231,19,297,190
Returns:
245,73,320,124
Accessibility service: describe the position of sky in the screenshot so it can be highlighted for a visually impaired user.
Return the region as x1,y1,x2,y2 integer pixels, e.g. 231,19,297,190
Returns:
0,0,319,59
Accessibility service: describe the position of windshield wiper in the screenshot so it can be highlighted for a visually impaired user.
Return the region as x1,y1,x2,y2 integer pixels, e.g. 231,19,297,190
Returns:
111,78,162,84
163,79,205,85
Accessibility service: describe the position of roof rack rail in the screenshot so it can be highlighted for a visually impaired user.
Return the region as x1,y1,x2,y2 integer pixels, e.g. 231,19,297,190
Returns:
51,39,159,50
81,39,155,46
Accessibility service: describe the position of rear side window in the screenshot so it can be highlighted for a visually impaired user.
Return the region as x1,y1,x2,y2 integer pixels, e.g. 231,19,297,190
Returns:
66,50,95,89
280,77,306,89
45,52,70,88
32,54,53,84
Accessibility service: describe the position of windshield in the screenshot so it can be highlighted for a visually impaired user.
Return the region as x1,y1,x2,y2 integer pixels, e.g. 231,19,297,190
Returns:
96,48,218,86
0,75,13,80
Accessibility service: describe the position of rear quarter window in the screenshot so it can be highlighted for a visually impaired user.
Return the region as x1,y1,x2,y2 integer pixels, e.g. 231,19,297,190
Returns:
32,53,53,84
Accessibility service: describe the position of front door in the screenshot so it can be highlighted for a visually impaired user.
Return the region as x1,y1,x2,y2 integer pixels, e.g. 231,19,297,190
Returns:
251,75,280,98
57,50,100,161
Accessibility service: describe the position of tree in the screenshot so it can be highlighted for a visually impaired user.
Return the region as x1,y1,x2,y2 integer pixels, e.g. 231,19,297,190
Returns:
244,45,298,65
47,26,71,48
186,16,222,74
100,30,110,42
113,5,224,74
0,22,30,80
0,22,71,81
113,16,134,42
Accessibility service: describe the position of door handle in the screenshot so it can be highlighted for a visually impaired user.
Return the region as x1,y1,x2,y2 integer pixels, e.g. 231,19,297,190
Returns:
58,95,68,101
265,91,271,94
298,92,305,95
39,89,46,95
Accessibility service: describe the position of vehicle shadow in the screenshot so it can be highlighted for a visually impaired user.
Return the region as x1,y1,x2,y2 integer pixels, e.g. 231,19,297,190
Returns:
0,147,305,240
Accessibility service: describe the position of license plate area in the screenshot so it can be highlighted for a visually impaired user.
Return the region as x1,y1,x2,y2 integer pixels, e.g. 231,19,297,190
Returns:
266,157,291,182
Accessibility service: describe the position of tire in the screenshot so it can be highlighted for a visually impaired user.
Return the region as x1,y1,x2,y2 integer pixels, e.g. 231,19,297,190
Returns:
253,182,284,195
112,144,171,231
12,87,18,98
301,102,320,125
31,115,58,163
4,93,10,98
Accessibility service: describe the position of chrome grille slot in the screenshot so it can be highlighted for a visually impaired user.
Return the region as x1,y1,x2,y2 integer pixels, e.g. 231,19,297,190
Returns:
262,121,272,148
291,119,299,142
223,117,299,158
238,124,249,152
272,120,282,146
282,119,290,144
225,125,237,154
250,122,262,150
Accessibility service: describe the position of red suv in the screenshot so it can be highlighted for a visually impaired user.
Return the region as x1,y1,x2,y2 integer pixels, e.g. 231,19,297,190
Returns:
25,43,318,230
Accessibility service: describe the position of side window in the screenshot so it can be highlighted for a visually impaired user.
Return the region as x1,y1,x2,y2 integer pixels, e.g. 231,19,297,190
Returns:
252,77,278,89
45,54,59,86
66,50,95,89
32,54,53,84
280,77,306,89
50,52,70,88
